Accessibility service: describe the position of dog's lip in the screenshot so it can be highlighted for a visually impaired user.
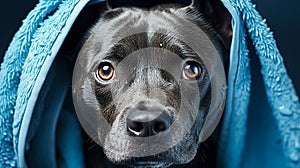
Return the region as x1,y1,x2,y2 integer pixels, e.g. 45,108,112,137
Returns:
123,156,170,167
132,161,163,165
126,160,168,168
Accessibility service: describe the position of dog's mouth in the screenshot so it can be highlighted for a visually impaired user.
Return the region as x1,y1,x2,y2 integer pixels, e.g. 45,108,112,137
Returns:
103,101,203,162
128,161,169,168
123,156,172,168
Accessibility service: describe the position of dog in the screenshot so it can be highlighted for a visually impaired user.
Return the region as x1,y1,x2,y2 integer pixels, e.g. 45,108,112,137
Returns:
72,0,232,167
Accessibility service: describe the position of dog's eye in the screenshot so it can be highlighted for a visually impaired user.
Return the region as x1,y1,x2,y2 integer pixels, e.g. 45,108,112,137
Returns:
183,61,202,80
97,62,115,81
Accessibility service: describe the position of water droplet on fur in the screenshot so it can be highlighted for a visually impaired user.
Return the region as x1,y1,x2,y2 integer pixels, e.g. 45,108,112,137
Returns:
10,161,16,167
279,105,285,110
276,76,280,82
278,105,292,116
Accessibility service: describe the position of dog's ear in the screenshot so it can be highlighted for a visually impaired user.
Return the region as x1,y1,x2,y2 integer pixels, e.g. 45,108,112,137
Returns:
190,0,232,50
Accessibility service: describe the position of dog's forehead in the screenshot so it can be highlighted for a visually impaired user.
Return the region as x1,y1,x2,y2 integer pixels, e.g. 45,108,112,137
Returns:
91,7,212,53
83,7,222,75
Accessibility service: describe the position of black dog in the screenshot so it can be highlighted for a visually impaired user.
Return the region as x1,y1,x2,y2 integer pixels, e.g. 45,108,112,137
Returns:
73,0,232,167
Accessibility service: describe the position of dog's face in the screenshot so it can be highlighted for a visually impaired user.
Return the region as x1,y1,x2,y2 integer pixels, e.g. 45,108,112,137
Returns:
73,0,231,167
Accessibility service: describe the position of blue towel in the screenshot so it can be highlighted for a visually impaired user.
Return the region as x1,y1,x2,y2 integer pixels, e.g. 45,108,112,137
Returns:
219,1,300,168
0,0,299,167
0,0,95,167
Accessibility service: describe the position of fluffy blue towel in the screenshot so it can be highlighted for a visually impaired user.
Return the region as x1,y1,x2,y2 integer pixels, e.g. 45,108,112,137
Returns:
0,0,299,167
0,0,93,167
220,0,300,167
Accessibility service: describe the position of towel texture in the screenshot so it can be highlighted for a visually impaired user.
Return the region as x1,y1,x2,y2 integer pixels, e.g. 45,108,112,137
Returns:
0,0,87,167
0,1,63,166
0,0,299,167
218,1,300,168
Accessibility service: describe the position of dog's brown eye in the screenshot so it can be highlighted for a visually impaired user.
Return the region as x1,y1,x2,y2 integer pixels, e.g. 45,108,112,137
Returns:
183,61,201,80
97,62,115,81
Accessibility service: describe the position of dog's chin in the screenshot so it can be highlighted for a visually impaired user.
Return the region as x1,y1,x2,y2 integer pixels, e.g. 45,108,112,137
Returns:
123,157,173,168
104,135,199,167
104,150,173,167
127,162,171,168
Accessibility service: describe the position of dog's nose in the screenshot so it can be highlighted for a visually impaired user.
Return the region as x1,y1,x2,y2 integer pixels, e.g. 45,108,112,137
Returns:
126,109,172,137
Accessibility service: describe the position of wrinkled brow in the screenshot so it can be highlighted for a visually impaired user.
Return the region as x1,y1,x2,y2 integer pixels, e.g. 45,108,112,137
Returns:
103,32,200,62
